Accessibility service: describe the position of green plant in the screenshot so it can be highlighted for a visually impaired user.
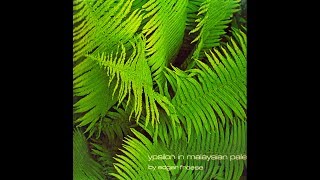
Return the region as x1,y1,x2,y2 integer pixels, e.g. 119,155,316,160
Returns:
73,0,247,179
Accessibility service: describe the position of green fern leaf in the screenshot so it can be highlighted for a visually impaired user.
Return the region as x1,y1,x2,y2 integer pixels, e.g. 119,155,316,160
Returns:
73,0,144,136
138,108,183,143
91,141,117,178
185,0,240,68
141,0,188,87
74,61,119,135
73,0,143,61
88,35,179,131
112,118,246,180
166,29,246,141
73,128,105,180
89,103,137,140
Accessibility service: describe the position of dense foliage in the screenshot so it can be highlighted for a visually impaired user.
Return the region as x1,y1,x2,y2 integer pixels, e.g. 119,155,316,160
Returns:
73,0,247,179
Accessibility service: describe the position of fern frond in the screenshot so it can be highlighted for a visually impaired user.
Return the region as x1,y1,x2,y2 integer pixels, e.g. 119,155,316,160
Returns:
165,29,246,140
74,60,118,135
73,128,105,180
110,129,175,180
73,0,143,61
185,0,240,68
91,141,117,178
186,0,205,32
141,0,188,86
165,67,219,140
111,118,246,180
88,35,179,131
171,0,206,68
138,107,183,143
73,0,144,136
89,104,137,140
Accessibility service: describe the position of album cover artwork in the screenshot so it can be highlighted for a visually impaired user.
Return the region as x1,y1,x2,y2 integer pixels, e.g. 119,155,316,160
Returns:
73,0,247,179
